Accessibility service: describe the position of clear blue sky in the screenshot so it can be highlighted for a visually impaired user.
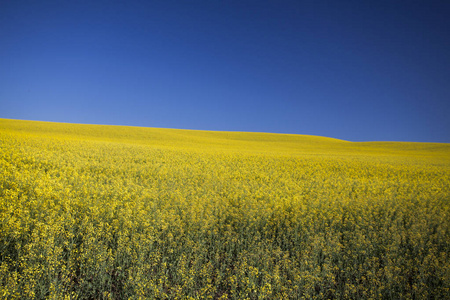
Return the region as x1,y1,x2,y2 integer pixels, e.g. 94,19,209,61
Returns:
1,0,449,142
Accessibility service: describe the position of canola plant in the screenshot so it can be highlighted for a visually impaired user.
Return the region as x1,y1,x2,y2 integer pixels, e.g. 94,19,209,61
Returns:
0,118,449,299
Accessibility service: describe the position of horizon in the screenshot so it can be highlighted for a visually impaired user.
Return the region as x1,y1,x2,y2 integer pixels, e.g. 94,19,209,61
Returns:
1,1,449,143
3,117,449,145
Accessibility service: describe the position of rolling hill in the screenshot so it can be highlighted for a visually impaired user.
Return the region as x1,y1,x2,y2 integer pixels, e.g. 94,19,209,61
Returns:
1,118,449,299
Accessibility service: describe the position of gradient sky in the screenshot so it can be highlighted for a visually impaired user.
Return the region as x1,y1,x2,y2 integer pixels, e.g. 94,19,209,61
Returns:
1,0,449,142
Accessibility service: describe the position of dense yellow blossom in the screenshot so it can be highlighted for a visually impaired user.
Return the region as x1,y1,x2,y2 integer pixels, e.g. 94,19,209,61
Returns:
0,118,449,299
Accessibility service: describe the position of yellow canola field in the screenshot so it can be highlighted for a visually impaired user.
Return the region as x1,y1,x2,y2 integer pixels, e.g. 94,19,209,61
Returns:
1,118,449,299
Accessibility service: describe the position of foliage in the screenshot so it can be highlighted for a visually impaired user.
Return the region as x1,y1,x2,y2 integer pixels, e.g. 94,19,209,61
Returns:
1,119,449,299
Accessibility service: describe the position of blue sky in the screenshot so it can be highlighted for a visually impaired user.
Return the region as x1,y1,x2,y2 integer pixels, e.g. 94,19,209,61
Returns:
1,0,449,142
